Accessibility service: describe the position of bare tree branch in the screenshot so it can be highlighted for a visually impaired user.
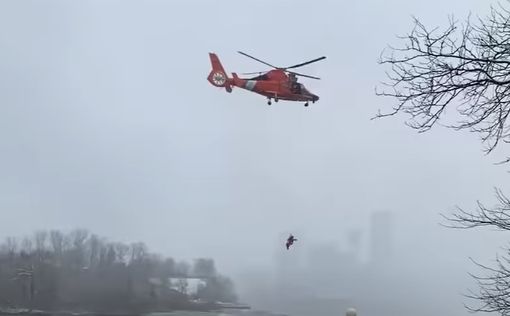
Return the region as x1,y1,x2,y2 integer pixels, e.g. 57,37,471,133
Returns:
441,188,510,231
441,188,510,314
376,3,510,155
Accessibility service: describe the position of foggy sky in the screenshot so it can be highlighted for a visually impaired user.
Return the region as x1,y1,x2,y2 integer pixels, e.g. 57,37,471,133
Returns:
1,0,509,314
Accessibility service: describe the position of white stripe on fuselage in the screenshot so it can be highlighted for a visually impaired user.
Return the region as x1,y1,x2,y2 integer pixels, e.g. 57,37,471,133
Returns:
244,80,256,90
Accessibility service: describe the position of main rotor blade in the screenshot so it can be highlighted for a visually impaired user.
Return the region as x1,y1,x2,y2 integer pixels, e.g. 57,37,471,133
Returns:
241,71,267,75
238,51,278,69
286,56,326,69
288,70,321,80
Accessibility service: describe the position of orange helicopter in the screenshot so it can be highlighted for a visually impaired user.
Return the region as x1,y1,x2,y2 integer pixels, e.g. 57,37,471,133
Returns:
207,51,326,107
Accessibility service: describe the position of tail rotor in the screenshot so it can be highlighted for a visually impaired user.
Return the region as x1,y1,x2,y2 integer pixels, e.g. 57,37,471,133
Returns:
207,53,232,92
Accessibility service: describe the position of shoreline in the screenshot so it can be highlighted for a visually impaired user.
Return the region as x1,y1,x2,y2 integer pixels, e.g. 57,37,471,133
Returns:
0,303,251,316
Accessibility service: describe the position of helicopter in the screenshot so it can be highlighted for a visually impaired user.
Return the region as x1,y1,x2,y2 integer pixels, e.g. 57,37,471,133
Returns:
207,51,326,107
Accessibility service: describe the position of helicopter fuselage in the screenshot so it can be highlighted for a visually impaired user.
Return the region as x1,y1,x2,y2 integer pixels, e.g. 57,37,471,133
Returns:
207,52,323,106
231,69,319,102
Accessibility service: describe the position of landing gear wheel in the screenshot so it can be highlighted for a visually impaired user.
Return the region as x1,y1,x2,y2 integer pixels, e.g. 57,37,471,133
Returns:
267,99,272,105
304,102,309,107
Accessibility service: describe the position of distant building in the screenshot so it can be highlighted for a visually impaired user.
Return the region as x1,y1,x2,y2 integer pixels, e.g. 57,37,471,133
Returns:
167,277,206,295
148,277,207,296
369,210,394,263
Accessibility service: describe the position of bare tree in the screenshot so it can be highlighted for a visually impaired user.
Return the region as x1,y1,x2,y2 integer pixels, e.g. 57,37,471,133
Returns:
33,231,48,262
70,229,88,250
114,242,129,264
87,234,101,268
3,237,18,260
129,242,148,264
441,188,510,313
376,3,510,157
49,230,65,268
49,230,64,255
69,229,89,268
21,238,33,255
442,188,510,231
376,2,510,314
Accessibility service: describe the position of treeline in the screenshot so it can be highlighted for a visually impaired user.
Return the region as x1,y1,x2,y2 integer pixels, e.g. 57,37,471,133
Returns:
0,229,237,313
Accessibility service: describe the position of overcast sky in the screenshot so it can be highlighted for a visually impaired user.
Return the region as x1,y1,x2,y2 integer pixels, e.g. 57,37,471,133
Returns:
1,0,509,313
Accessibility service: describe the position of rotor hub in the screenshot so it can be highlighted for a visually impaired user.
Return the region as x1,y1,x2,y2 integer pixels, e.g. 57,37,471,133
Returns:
211,71,226,86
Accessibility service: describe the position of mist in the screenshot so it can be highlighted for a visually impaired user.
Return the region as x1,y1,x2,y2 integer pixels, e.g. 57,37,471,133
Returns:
1,0,508,315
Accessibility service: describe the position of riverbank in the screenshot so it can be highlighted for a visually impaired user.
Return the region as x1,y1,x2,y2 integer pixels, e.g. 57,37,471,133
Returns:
0,302,250,316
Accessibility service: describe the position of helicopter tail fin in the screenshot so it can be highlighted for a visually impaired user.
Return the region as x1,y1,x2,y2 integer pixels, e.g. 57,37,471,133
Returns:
207,52,232,92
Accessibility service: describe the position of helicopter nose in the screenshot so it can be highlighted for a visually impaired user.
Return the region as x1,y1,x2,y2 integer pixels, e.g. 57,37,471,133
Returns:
313,94,319,102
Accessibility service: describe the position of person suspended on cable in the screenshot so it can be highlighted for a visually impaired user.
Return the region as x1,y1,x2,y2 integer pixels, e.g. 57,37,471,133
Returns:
286,234,298,250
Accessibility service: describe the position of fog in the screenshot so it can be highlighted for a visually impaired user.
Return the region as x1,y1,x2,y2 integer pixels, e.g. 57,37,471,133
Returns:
0,0,508,315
